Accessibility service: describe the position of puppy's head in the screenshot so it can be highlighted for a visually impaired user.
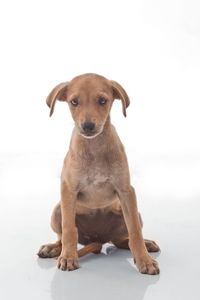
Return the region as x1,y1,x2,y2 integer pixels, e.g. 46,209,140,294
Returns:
46,74,130,139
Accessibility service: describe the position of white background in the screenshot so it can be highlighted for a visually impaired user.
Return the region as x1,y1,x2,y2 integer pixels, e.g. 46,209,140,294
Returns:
0,0,200,156
0,1,200,300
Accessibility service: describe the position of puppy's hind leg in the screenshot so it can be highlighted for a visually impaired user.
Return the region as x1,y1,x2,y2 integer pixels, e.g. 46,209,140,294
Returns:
112,238,160,253
37,238,62,258
38,203,104,260
111,213,160,253
38,203,62,258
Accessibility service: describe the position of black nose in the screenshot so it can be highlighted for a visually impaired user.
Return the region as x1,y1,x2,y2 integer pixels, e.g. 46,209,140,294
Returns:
82,122,95,133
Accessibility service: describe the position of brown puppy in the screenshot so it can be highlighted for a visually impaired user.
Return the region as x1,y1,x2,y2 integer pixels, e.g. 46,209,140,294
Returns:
38,73,160,275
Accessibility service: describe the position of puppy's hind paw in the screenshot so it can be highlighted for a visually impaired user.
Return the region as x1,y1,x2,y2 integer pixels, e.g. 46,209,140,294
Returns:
144,239,160,253
37,241,61,258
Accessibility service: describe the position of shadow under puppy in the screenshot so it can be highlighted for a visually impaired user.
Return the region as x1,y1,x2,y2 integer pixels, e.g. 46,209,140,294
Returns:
38,73,160,275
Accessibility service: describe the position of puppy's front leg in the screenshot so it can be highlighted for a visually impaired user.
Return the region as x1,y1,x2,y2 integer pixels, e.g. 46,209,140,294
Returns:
118,186,160,275
57,182,79,271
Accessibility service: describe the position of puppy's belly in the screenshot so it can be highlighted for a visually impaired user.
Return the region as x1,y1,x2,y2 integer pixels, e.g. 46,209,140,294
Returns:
77,182,117,209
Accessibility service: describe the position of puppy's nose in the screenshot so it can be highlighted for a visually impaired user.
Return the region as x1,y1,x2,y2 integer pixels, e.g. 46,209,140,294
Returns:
82,121,95,133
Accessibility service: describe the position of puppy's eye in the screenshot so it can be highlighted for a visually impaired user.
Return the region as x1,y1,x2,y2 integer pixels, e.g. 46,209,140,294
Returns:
70,98,79,106
98,97,107,105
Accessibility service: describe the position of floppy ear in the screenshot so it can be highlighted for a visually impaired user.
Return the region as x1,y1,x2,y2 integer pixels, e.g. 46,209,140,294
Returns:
110,80,130,117
46,82,69,117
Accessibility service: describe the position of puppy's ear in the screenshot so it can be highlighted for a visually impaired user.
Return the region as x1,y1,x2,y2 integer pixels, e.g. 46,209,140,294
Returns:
46,82,69,117
110,80,130,117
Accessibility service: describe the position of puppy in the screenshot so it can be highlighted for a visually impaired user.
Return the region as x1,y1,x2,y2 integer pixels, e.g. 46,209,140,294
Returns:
38,73,160,275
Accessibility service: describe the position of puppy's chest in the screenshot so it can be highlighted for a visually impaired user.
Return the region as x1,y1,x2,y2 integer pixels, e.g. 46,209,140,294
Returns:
72,154,121,208
79,164,110,187
76,163,116,208
73,153,120,192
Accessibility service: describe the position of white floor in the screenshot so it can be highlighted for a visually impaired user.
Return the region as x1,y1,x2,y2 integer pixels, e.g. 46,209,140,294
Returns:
0,153,200,300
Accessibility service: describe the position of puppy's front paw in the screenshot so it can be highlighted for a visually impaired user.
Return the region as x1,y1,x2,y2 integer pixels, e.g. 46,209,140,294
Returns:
57,254,79,271
135,254,160,275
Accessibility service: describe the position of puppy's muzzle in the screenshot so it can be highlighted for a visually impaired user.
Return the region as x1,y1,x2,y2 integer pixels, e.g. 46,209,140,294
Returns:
81,121,96,136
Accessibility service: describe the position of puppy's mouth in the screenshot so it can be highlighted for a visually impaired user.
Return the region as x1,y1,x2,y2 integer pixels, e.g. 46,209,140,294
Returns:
78,124,104,139
79,130,102,139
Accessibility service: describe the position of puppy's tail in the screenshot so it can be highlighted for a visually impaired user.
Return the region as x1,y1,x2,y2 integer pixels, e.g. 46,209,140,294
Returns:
78,242,102,257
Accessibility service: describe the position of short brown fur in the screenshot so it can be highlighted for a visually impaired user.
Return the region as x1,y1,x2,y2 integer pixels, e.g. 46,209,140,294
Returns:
38,73,160,275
